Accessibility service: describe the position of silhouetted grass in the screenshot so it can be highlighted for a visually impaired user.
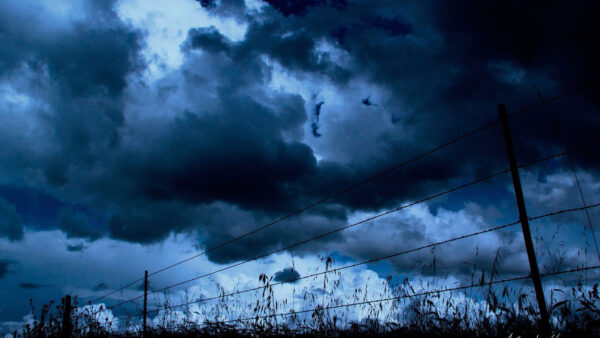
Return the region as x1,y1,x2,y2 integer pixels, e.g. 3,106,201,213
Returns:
9,266,600,337
8,243,600,338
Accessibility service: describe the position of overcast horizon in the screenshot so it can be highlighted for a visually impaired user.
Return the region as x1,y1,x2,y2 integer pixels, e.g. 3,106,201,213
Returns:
1,0,600,333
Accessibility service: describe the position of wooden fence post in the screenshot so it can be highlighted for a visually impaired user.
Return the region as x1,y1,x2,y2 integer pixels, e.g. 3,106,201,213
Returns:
62,294,72,337
143,270,148,337
499,103,550,334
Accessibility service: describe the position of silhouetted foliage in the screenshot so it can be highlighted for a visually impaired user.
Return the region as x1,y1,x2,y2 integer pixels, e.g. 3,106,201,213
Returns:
12,254,600,337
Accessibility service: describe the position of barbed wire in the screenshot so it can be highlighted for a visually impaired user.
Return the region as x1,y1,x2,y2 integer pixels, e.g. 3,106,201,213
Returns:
90,88,585,306
536,88,600,260
90,120,498,304
137,201,600,316
188,264,600,326
106,137,600,310
508,88,582,119
108,171,509,310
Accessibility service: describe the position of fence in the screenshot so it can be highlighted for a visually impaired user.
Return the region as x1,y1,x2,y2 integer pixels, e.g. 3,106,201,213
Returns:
58,88,600,335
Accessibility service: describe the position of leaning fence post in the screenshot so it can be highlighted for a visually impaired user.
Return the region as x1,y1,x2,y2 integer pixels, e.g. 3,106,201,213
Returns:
498,103,550,334
143,270,148,337
62,294,72,337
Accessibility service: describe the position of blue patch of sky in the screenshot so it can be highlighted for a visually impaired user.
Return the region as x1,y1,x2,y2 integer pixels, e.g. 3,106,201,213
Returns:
0,184,106,232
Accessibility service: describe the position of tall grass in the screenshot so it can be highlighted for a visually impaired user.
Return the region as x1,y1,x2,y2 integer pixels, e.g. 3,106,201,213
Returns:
8,224,600,337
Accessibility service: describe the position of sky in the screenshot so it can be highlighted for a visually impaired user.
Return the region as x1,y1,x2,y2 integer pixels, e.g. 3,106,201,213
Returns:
1,0,600,333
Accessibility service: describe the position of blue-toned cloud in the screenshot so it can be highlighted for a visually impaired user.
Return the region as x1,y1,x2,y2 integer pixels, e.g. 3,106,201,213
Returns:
274,267,301,283
0,0,598,267
0,0,600,330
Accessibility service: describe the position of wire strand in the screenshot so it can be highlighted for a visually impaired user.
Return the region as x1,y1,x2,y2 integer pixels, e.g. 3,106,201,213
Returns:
146,221,520,314
148,122,500,277
148,172,508,296
91,119,498,304
140,201,600,315
536,88,600,261
508,88,581,119
108,138,600,309
91,88,582,305
108,169,507,310
108,139,599,310
199,265,600,325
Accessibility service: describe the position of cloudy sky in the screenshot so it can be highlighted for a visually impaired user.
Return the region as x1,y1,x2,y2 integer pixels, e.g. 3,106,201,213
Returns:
1,0,600,332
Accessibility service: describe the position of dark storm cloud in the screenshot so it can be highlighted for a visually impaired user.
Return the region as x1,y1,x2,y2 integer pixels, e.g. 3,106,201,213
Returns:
1,0,599,271
433,1,600,93
107,201,201,243
0,0,144,187
211,0,600,269
424,1,600,172
0,198,23,241
40,27,141,98
237,19,352,83
0,2,142,95
0,0,142,229
257,1,595,126
273,267,300,283
121,97,314,214
14,1,412,259
247,0,600,184
188,203,348,263
89,26,323,247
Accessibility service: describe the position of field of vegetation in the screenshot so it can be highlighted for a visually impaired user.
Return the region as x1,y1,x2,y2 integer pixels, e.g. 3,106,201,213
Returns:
8,261,600,338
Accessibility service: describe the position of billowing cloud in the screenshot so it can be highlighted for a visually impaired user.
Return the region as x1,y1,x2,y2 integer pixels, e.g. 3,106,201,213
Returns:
273,267,301,283
0,0,598,261
1,0,600,330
